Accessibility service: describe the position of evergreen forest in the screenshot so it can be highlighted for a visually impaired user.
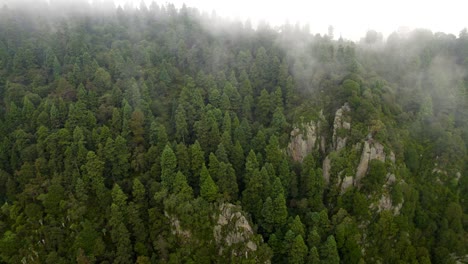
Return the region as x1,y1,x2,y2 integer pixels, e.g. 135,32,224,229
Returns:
0,1,467,263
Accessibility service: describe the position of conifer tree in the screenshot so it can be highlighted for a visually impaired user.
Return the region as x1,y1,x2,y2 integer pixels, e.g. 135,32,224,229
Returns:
161,144,177,191
289,235,308,264
199,164,218,202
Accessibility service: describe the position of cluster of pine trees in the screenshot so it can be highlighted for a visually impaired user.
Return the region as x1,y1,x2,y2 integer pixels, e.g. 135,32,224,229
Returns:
0,2,466,263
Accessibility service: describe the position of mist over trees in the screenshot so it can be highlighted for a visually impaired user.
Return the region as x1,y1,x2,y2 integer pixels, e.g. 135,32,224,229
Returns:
0,1,467,263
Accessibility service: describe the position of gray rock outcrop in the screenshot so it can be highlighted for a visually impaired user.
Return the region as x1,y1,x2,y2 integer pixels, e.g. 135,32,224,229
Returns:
340,176,354,193
167,203,260,258
355,140,387,186
214,203,258,255
372,194,403,215
332,103,351,151
287,121,319,162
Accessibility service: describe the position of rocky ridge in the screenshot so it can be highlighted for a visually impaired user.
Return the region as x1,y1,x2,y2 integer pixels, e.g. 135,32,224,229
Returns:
167,203,261,259
288,103,401,214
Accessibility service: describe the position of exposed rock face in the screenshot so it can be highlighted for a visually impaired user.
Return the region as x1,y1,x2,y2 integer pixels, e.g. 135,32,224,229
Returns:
373,194,403,215
389,151,396,163
166,212,192,239
355,140,387,186
214,203,258,255
355,141,371,184
456,172,461,182
385,173,396,186
167,203,260,259
340,176,354,193
287,121,319,162
321,104,352,185
368,174,402,215
369,141,386,162
332,103,351,151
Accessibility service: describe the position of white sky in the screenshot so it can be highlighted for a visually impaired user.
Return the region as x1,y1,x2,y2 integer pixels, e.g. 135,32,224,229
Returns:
125,0,468,40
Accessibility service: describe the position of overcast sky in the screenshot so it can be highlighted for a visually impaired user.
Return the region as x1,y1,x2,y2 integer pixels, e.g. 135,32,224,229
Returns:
117,0,467,40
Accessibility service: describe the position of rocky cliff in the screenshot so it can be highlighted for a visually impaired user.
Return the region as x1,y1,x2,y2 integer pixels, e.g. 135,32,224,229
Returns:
289,103,400,209
321,103,353,185
287,119,325,162
167,203,263,260
214,203,258,256
354,139,387,186
332,103,351,151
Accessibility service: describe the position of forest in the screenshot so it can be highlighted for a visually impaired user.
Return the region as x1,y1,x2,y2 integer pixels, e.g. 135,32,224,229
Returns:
0,1,467,263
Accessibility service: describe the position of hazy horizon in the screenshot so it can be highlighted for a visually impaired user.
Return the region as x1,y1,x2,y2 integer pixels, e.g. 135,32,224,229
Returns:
2,0,467,40
116,0,468,40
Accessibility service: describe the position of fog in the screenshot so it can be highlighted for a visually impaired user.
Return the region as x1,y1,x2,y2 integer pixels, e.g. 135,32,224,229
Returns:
2,0,467,40
1,0,466,113
110,0,467,41
152,0,467,40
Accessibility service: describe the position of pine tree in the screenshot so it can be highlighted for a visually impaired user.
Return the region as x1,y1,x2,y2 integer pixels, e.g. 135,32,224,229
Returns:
173,171,193,202
161,144,177,191
271,107,287,135
289,235,308,264
176,143,190,181
242,169,264,221
114,135,130,179
244,150,259,185
109,184,133,264
81,151,109,209
252,127,267,155
189,140,205,179
257,89,271,124
242,95,254,121
289,215,305,238
321,235,340,264
265,135,282,172
208,152,220,182
199,164,218,202
272,193,288,228
111,108,122,135
231,141,244,177
217,162,238,201
261,197,275,233
215,143,229,163
175,104,188,142
129,109,145,148
307,246,320,263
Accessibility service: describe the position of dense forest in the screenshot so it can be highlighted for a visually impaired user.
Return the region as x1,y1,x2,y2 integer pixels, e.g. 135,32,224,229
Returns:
0,1,467,263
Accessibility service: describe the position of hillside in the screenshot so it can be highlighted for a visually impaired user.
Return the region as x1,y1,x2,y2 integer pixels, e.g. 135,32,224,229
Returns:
0,2,467,263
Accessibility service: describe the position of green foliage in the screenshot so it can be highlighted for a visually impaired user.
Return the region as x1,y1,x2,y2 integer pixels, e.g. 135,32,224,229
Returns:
175,104,188,142
0,4,465,264
289,235,308,264
199,164,218,202
161,144,177,191
361,159,387,192
216,162,238,201
321,235,340,264
257,89,271,124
